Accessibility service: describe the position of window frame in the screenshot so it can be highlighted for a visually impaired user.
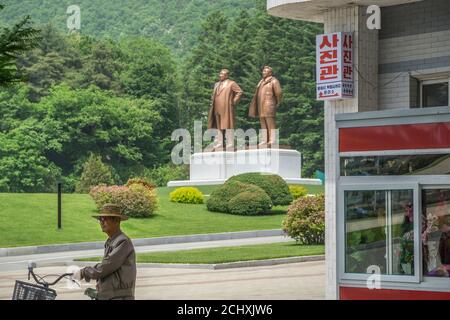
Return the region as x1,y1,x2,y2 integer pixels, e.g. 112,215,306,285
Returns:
419,78,450,108
420,184,450,289
338,182,421,284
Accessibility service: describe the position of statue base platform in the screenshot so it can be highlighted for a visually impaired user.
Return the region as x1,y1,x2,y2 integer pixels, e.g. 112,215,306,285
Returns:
167,148,322,187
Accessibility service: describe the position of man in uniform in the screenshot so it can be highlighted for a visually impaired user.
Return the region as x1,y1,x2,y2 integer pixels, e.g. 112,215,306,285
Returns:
249,66,282,148
207,69,243,151
73,203,136,300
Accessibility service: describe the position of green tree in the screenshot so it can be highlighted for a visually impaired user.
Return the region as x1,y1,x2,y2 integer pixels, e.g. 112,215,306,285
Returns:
0,4,40,86
79,38,123,91
223,9,260,131
75,153,114,193
182,2,324,175
0,118,62,192
181,11,230,130
17,24,78,101
39,84,162,182
119,37,179,155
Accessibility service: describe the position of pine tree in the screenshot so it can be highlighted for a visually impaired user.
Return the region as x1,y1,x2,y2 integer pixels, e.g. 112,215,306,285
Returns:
182,0,324,176
181,11,230,130
75,154,114,193
223,9,260,131
0,4,41,86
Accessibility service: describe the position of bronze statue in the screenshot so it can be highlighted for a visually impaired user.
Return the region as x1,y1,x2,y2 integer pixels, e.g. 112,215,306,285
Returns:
249,66,282,148
207,69,243,150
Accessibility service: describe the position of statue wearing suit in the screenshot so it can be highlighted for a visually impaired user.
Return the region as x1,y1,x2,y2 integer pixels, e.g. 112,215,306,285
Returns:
207,69,243,150
249,66,282,148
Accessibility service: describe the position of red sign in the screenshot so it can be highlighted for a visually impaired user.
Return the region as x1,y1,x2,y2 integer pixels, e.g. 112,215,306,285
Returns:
316,32,354,100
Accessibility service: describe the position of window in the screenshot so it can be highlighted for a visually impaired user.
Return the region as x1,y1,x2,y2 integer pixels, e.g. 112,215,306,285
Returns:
340,154,450,176
422,188,450,279
344,189,415,277
420,79,449,108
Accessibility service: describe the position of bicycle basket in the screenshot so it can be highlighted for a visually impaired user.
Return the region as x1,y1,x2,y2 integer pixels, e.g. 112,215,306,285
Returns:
12,280,57,300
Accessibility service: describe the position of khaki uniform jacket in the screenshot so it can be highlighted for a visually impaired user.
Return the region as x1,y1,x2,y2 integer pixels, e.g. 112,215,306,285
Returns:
249,76,282,118
207,79,243,130
81,231,136,300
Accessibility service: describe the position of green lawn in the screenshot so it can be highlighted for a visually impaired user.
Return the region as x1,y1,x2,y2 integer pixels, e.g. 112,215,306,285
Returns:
0,184,323,248
77,241,325,264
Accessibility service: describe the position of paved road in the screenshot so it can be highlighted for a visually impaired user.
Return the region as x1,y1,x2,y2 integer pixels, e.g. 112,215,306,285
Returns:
0,236,292,272
0,261,325,300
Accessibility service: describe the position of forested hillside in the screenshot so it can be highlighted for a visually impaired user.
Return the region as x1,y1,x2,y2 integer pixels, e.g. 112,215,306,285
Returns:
0,0,324,193
0,0,255,56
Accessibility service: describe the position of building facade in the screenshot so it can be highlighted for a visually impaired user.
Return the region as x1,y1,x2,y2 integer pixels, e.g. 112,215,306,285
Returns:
267,0,450,299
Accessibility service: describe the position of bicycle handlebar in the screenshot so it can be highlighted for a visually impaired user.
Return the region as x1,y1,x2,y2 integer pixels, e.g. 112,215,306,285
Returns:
28,264,74,287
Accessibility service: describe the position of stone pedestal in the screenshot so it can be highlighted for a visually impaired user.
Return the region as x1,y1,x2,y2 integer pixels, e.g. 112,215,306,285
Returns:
167,149,322,187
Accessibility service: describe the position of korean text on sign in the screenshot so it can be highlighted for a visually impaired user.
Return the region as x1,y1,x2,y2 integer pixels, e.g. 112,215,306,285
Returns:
316,32,354,100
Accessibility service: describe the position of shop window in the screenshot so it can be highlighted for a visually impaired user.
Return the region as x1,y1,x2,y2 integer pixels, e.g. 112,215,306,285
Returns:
340,154,450,176
420,79,449,108
422,188,450,278
345,189,415,276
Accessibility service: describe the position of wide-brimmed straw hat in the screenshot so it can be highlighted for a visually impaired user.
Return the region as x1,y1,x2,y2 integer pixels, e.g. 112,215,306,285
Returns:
92,203,129,221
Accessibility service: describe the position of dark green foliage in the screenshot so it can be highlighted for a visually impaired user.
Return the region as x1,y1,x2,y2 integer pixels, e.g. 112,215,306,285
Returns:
75,154,114,193
228,190,272,215
0,0,324,192
0,117,62,192
207,180,271,214
227,173,293,205
0,26,177,191
182,2,324,176
143,164,189,187
0,0,253,56
0,4,40,85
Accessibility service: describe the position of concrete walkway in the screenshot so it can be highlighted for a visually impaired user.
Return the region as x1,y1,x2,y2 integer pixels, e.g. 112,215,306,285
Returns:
0,232,326,300
0,261,325,300
0,235,292,272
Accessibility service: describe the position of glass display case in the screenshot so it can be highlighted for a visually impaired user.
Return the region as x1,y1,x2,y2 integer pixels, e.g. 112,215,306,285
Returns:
422,188,450,278
344,189,415,276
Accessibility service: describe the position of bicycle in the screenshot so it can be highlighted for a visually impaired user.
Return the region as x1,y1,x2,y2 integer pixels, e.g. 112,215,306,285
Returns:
12,262,77,300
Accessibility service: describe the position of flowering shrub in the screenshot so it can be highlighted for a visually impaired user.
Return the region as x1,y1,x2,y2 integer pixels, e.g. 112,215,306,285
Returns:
90,184,158,218
289,185,308,200
126,178,156,191
169,187,204,204
283,194,325,244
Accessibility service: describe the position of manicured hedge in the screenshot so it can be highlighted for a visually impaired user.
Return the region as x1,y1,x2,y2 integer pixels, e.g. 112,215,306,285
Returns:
169,187,204,204
289,185,307,199
228,190,272,215
226,173,293,205
207,181,272,215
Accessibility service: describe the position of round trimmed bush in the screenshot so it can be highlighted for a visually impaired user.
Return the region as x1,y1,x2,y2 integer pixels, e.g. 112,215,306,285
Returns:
283,194,325,244
207,181,272,214
227,173,293,205
170,187,204,204
228,191,272,215
289,185,308,200
206,181,253,212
